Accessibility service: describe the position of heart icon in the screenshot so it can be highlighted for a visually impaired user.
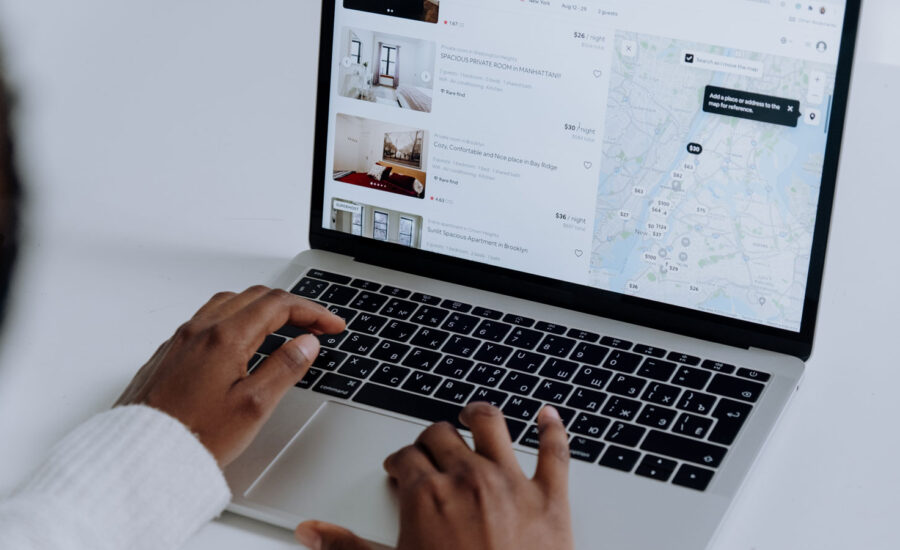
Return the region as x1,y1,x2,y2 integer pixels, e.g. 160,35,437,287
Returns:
574,250,584,258
593,69,602,78
584,161,593,169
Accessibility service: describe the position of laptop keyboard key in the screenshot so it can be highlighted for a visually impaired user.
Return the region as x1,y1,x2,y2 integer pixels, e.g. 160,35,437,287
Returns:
570,343,610,366
499,371,540,395
505,327,543,350
471,306,503,320
642,382,681,407
637,358,678,381
640,430,727,468
371,341,411,363
474,342,513,365
321,284,358,306
338,355,378,379
258,334,287,355
535,321,567,334
672,464,715,491
469,387,509,408
568,329,600,343
401,348,442,371
307,270,352,284
676,391,716,415
600,336,633,350
349,292,389,313
601,396,642,421
315,348,347,371
599,446,641,472
370,364,411,387
519,425,542,449
603,350,642,373
349,313,388,335
291,277,330,299
324,305,358,323
604,422,647,447
380,286,412,299
441,299,472,313
296,367,323,389
275,324,308,339
350,279,381,292
571,412,611,439
566,387,607,413
381,320,418,342
637,405,678,430
636,455,677,482
570,436,605,463
674,413,714,439
410,327,450,350
466,364,507,387
537,335,577,358
434,380,475,404
442,313,480,335
313,373,363,399
502,396,542,421
532,380,574,404
382,299,419,320
701,360,737,374
434,356,474,379
442,335,480,357
736,368,771,382
402,372,442,396
633,344,667,358
707,374,765,402
248,353,264,373
667,351,702,366
573,366,613,390
673,366,712,390
339,333,379,356
709,398,752,445
411,305,450,327
607,374,647,399
318,331,348,348
507,350,546,373
539,358,579,381
503,313,535,327
473,320,512,342
410,292,442,305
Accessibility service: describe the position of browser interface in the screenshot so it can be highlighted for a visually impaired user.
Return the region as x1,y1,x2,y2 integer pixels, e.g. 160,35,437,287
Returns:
321,0,847,332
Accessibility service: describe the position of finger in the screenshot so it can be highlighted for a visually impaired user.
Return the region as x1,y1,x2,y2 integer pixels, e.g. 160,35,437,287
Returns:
295,520,372,550
383,443,439,490
189,290,241,322
223,288,345,347
237,333,319,399
458,402,519,469
414,421,473,472
533,406,570,496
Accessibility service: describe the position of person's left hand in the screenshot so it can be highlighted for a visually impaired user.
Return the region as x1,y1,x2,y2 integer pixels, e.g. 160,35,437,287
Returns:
115,286,345,467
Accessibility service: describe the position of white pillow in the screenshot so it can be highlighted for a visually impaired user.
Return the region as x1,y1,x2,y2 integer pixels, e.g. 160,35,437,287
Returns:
367,164,387,180
413,179,425,195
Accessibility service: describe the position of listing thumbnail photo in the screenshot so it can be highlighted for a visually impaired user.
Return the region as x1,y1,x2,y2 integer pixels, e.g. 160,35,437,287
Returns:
330,198,424,248
333,114,428,199
338,27,436,113
343,0,440,24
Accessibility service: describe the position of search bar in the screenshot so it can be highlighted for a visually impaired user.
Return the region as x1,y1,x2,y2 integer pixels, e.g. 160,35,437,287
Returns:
681,51,763,78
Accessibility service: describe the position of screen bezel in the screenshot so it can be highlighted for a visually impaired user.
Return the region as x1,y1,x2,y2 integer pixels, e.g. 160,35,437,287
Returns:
309,0,862,361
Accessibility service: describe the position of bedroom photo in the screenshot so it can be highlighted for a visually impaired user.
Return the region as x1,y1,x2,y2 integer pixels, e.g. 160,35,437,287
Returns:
343,0,440,24
338,27,435,113
333,114,428,199
330,198,424,248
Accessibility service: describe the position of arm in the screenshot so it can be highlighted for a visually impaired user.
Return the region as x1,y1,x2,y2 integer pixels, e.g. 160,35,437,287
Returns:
0,287,344,550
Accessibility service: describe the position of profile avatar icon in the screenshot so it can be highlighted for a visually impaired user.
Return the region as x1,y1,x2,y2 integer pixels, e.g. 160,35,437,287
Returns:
816,41,828,53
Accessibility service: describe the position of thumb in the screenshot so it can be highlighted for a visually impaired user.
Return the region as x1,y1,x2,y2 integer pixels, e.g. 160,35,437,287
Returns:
295,520,372,550
244,333,320,396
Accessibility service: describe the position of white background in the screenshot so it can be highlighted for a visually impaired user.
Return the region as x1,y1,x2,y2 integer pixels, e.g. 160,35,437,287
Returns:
0,1,897,549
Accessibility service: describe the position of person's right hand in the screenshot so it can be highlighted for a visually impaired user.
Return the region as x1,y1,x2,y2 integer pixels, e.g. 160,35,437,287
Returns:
295,403,574,550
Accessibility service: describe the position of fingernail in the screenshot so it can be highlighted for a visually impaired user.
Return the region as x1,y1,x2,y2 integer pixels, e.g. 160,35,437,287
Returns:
540,405,561,424
295,334,320,364
295,524,321,550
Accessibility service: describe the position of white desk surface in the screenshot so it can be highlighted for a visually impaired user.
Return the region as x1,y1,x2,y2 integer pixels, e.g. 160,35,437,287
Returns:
0,1,897,549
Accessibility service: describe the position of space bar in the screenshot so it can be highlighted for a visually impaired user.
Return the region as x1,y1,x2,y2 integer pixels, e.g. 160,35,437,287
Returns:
353,383,465,429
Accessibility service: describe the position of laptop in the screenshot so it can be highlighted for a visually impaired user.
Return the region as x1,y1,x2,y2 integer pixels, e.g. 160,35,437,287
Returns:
224,1,861,548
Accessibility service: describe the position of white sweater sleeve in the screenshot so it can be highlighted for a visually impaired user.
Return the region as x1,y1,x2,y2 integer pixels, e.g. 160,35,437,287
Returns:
0,405,232,550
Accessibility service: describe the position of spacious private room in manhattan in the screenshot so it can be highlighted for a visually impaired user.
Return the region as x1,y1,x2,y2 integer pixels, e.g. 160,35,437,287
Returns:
343,0,440,24
333,114,428,199
338,27,435,112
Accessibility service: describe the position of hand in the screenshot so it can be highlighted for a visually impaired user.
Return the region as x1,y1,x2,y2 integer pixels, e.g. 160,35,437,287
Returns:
295,403,574,550
115,286,345,467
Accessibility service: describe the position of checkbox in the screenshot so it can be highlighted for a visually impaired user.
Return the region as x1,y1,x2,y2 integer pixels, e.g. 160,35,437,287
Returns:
685,53,695,63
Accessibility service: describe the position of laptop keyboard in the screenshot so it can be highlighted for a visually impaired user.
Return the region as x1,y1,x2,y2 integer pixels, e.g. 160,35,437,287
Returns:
250,268,772,492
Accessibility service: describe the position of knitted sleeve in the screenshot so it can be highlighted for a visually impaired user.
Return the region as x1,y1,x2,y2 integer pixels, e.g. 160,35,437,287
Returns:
0,404,231,550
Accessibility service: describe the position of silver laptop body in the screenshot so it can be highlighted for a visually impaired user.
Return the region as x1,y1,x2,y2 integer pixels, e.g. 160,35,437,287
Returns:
225,2,861,549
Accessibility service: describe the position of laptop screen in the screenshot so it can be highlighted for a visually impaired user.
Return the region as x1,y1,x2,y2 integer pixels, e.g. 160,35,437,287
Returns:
320,0,849,334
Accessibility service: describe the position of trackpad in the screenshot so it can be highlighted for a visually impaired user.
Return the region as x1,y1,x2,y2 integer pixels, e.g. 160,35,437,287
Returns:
244,402,427,545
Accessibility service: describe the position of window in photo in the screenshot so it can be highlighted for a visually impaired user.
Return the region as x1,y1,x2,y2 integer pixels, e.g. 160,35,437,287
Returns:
373,211,389,241
350,39,362,64
351,206,364,236
398,217,415,247
384,130,423,168
380,45,398,79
